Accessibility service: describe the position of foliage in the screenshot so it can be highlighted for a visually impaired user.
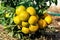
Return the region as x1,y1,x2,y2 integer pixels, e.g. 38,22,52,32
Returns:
2,0,57,15
0,0,57,40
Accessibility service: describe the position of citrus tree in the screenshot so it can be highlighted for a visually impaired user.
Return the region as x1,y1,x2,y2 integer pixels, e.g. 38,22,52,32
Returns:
0,0,57,40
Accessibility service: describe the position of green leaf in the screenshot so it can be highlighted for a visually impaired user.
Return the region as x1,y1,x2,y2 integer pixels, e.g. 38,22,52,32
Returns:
17,30,22,33
8,31,14,37
17,33,21,39
52,0,57,5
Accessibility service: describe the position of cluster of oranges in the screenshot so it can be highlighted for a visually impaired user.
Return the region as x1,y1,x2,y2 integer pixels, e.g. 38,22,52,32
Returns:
13,5,52,34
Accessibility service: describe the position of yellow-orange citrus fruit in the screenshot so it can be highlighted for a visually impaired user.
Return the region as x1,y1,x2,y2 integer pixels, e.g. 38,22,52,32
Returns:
44,16,52,24
5,13,9,18
26,7,36,15
19,11,29,21
28,16,38,25
22,21,29,27
16,5,26,15
29,24,39,32
38,19,47,29
22,27,30,34
13,16,21,25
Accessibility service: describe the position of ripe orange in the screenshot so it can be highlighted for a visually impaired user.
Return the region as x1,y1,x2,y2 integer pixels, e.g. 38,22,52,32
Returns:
19,11,29,21
13,16,21,25
38,19,47,29
29,24,39,32
44,15,52,24
26,7,36,15
16,5,26,15
22,27,30,34
28,16,38,25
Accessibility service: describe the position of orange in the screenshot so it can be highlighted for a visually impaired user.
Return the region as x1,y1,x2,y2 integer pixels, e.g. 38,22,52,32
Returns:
16,5,26,15
26,7,36,15
5,13,9,18
28,16,38,24
38,19,47,29
29,24,39,32
22,27,30,34
22,21,29,27
44,15,52,24
19,11,29,21
13,16,21,25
